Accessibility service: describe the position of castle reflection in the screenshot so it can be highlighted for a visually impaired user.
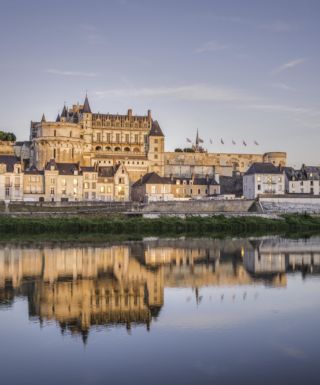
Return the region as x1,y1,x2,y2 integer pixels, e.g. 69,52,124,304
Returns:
1,237,320,341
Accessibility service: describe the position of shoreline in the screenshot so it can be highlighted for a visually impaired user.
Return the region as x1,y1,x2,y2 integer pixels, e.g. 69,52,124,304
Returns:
1,213,320,236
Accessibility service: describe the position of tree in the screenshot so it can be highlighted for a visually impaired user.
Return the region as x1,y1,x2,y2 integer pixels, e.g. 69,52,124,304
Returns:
0,131,16,141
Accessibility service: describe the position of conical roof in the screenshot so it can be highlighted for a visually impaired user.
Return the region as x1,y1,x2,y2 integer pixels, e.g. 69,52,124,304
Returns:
41,113,46,123
61,105,68,118
82,94,91,113
56,114,61,122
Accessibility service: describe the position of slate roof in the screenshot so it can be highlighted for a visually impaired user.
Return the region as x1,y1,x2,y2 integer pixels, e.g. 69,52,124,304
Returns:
149,120,164,137
25,166,44,175
61,105,68,118
0,155,20,172
245,163,282,175
45,159,80,175
285,166,320,181
98,164,120,178
132,172,219,187
82,95,91,113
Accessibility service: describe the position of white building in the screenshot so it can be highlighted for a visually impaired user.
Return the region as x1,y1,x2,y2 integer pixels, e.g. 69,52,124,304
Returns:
0,155,24,201
243,163,285,199
285,166,320,195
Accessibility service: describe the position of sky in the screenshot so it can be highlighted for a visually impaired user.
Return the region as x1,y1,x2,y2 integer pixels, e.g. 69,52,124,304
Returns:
0,0,319,167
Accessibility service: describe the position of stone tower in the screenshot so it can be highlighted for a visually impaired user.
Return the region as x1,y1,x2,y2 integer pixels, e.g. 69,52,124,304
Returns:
148,120,165,176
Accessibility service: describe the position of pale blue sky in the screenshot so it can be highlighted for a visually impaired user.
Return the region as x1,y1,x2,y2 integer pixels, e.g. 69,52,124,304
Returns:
1,0,319,166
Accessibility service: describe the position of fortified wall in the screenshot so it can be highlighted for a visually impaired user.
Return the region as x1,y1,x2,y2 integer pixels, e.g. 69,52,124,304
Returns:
164,151,287,177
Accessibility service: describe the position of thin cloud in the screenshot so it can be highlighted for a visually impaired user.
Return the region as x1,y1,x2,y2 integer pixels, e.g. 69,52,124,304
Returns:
93,84,257,103
271,82,296,91
194,40,229,54
45,69,98,78
260,20,295,32
272,58,307,75
242,103,311,114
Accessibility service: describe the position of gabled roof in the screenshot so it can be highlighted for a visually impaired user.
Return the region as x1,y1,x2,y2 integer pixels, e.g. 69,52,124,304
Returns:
245,162,282,175
82,95,91,113
0,155,20,172
149,120,164,137
45,159,80,175
132,172,169,187
98,164,121,178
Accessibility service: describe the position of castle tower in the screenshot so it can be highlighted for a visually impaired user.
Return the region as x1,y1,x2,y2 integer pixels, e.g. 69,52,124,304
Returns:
148,120,165,176
81,94,93,166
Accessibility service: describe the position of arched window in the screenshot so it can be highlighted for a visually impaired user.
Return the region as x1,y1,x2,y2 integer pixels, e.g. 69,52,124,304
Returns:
95,146,102,151
133,147,140,153
54,130,56,137
105,146,111,151
114,147,121,152
53,148,56,158
124,147,130,152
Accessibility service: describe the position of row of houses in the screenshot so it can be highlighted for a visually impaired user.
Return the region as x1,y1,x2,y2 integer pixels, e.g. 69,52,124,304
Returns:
0,155,220,202
243,163,320,199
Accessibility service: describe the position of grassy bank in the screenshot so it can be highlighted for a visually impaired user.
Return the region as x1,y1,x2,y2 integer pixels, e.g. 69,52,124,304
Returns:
0,214,320,236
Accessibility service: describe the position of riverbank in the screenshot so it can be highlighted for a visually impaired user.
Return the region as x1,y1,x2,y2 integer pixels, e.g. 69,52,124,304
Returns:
1,214,320,236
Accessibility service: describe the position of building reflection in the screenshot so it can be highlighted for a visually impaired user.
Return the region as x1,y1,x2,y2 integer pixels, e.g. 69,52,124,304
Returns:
1,237,320,341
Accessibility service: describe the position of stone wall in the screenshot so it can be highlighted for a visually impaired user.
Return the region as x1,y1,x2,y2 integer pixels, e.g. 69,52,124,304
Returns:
142,199,255,214
259,195,320,213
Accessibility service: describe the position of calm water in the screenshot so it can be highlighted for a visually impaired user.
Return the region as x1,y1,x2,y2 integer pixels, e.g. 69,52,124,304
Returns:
1,236,320,385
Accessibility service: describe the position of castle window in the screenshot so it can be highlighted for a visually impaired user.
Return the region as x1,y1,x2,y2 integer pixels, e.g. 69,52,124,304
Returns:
84,182,89,189
54,130,56,137
125,134,129,143
154,154,158,159
134,134,139,144
154,139,158,144
154,147,158,152
50,187,55,195
105,146,111,151
95,146,102,151
133,147,140,153
106,133,111,143
115,147,121,152
124,147,130,152
116,133,120,143
70,131,72,137
97,133,101,142
53,149,56,158
100,186,105,193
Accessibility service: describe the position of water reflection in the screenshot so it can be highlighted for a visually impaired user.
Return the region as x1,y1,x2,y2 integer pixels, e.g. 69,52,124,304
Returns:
0,237,320,342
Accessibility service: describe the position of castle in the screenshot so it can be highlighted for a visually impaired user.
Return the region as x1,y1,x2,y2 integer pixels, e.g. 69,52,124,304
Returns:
25,94,286,181
0,95,287,202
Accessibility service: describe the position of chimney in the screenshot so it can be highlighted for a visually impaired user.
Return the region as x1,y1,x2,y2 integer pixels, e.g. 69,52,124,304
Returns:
147,110,152,120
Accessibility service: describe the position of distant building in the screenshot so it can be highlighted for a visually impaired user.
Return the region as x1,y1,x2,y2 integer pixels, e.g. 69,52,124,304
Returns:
0,155,23,201
285,165,320,195
131,172,220,202
243,162,285,199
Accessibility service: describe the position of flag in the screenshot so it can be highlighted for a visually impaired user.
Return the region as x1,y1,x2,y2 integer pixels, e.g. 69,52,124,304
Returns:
243,140,247,146
221,138,224,145
254,140,259,145
186,138,192,143
232,139,236,145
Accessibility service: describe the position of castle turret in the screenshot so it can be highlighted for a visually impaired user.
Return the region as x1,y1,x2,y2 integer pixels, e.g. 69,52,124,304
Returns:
148,120,165,176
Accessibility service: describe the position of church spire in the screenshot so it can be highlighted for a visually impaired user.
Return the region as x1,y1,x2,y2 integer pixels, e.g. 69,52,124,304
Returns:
82,94,91,113
41,113,46,123
56,113,61,122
